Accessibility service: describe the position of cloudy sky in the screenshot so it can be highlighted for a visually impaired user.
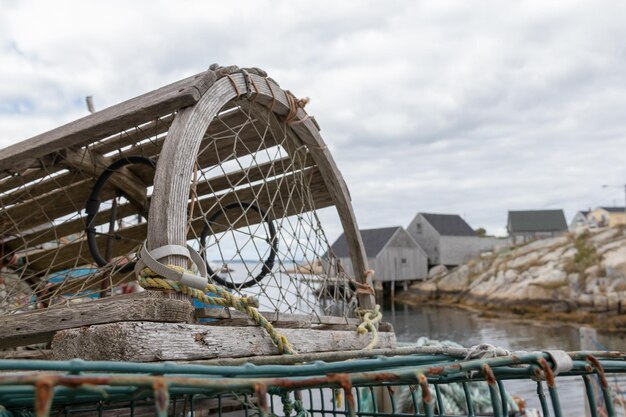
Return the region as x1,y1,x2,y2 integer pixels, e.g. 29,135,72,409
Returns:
1,0,625,239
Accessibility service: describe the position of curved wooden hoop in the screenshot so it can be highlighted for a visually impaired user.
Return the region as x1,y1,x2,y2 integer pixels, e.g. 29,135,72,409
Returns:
148,71,375,309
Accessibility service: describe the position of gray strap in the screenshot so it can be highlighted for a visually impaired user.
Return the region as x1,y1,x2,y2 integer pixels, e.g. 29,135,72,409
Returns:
135,242,208,290
543,350,573,375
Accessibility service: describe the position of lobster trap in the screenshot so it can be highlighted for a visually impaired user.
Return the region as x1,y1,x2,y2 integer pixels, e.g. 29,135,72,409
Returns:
0,64,394,361
0,349,625,416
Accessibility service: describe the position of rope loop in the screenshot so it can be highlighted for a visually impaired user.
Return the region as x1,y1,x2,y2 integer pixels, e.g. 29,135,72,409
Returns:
282,90,310,124
137,262,293,355
356,304,382,350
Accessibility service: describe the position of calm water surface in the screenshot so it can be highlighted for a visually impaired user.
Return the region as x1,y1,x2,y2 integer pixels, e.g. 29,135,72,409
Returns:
384,302,626,416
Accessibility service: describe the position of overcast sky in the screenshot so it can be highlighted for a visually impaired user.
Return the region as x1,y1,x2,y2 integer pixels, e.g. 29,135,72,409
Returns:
1,0,625,239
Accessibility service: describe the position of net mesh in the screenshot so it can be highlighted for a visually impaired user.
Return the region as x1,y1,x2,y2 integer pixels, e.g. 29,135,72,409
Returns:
0,99,355,326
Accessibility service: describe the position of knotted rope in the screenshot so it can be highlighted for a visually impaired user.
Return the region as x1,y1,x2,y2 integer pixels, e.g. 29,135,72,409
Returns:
137,265,295,355
356,304,382,350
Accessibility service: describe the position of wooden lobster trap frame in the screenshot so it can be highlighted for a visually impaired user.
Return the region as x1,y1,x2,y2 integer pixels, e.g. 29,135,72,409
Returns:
0,64,395,360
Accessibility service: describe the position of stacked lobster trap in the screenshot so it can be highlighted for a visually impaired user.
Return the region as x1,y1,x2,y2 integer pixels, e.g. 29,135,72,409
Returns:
0,65,625,416
0,65,391,358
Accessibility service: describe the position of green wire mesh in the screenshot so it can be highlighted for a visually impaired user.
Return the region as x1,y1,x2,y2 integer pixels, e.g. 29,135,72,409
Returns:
0,350,624,417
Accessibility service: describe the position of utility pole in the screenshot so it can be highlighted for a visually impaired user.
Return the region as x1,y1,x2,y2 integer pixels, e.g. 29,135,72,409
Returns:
602,184,626,220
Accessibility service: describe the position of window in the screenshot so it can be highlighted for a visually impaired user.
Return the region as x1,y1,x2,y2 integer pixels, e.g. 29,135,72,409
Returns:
416,223,422,233
401,258,407,264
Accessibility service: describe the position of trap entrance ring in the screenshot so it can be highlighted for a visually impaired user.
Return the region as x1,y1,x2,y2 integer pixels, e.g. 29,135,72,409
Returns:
199,201,278,290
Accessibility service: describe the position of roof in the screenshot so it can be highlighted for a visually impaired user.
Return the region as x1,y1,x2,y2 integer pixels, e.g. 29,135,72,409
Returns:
420,213,476,236
330,227,402,258
598,207,626,213
507,210,568,233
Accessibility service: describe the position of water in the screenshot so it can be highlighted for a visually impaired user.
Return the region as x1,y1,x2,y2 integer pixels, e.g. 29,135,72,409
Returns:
384,302,626,416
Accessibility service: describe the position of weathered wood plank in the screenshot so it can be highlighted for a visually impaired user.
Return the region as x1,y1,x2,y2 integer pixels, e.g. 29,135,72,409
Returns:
0,292,194,349
0,349,52,360
195,307,394,332
0,70,216,172
147,75,241,277
52,321,397,361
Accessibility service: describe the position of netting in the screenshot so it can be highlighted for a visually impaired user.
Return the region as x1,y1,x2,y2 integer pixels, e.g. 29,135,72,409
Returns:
0,97,354,324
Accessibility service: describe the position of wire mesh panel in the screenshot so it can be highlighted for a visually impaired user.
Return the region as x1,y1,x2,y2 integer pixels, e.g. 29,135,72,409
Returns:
185,99,352,317
0,351,624,416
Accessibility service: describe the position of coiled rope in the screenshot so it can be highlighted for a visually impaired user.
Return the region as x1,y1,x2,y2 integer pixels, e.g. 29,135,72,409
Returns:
356,304,382,350
137,243,381,357
137,265,295,355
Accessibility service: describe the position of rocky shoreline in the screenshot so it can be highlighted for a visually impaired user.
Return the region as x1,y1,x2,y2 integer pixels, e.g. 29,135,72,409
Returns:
397,226,626,330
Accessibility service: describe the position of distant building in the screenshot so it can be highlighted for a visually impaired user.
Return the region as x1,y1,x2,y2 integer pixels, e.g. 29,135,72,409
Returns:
407,213,505,267
588,207,626,228
569,210,591,231
507,210,568,244
329,226,428,282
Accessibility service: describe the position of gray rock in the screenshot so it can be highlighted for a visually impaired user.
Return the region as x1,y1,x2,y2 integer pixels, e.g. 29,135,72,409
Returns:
428,265,448,280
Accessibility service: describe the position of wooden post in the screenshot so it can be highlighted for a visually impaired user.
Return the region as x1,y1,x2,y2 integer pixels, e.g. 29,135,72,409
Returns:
580,327,605,417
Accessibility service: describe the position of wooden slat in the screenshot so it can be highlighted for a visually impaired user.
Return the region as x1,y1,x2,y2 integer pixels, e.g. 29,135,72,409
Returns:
90,113,175,155
25,167,333,274
0,111,268,235
5,153,310,255
60,148,149,213
0,105,247,201
0,169,81,209
110,106,253,163
0,180,117,236
194,308,394,332
0,70,216,172
0,159,60,195
52,321,397,361
0,292,194,348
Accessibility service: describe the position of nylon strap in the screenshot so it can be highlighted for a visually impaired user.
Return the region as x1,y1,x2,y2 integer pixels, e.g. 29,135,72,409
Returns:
543,350,573,375
135,243,208,290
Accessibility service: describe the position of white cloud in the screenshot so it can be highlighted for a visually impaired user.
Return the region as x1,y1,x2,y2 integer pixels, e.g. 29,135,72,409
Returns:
1,0,625,239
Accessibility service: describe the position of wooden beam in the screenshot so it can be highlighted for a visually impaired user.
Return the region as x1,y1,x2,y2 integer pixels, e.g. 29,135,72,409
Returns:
0,70,216,172
0,292,194,349
52,321,397,361
195,307,394,332
60,148,149,213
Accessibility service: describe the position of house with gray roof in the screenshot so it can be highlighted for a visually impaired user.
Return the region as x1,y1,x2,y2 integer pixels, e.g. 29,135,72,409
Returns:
507,209,568,244
329,226,428,282
569,209,591,231
407,213,506,267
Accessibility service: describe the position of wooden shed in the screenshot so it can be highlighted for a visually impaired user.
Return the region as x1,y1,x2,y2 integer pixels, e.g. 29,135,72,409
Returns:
329,226,428,282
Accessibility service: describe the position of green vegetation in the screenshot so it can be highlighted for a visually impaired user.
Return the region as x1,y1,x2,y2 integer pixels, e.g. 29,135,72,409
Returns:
565,233,600,274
